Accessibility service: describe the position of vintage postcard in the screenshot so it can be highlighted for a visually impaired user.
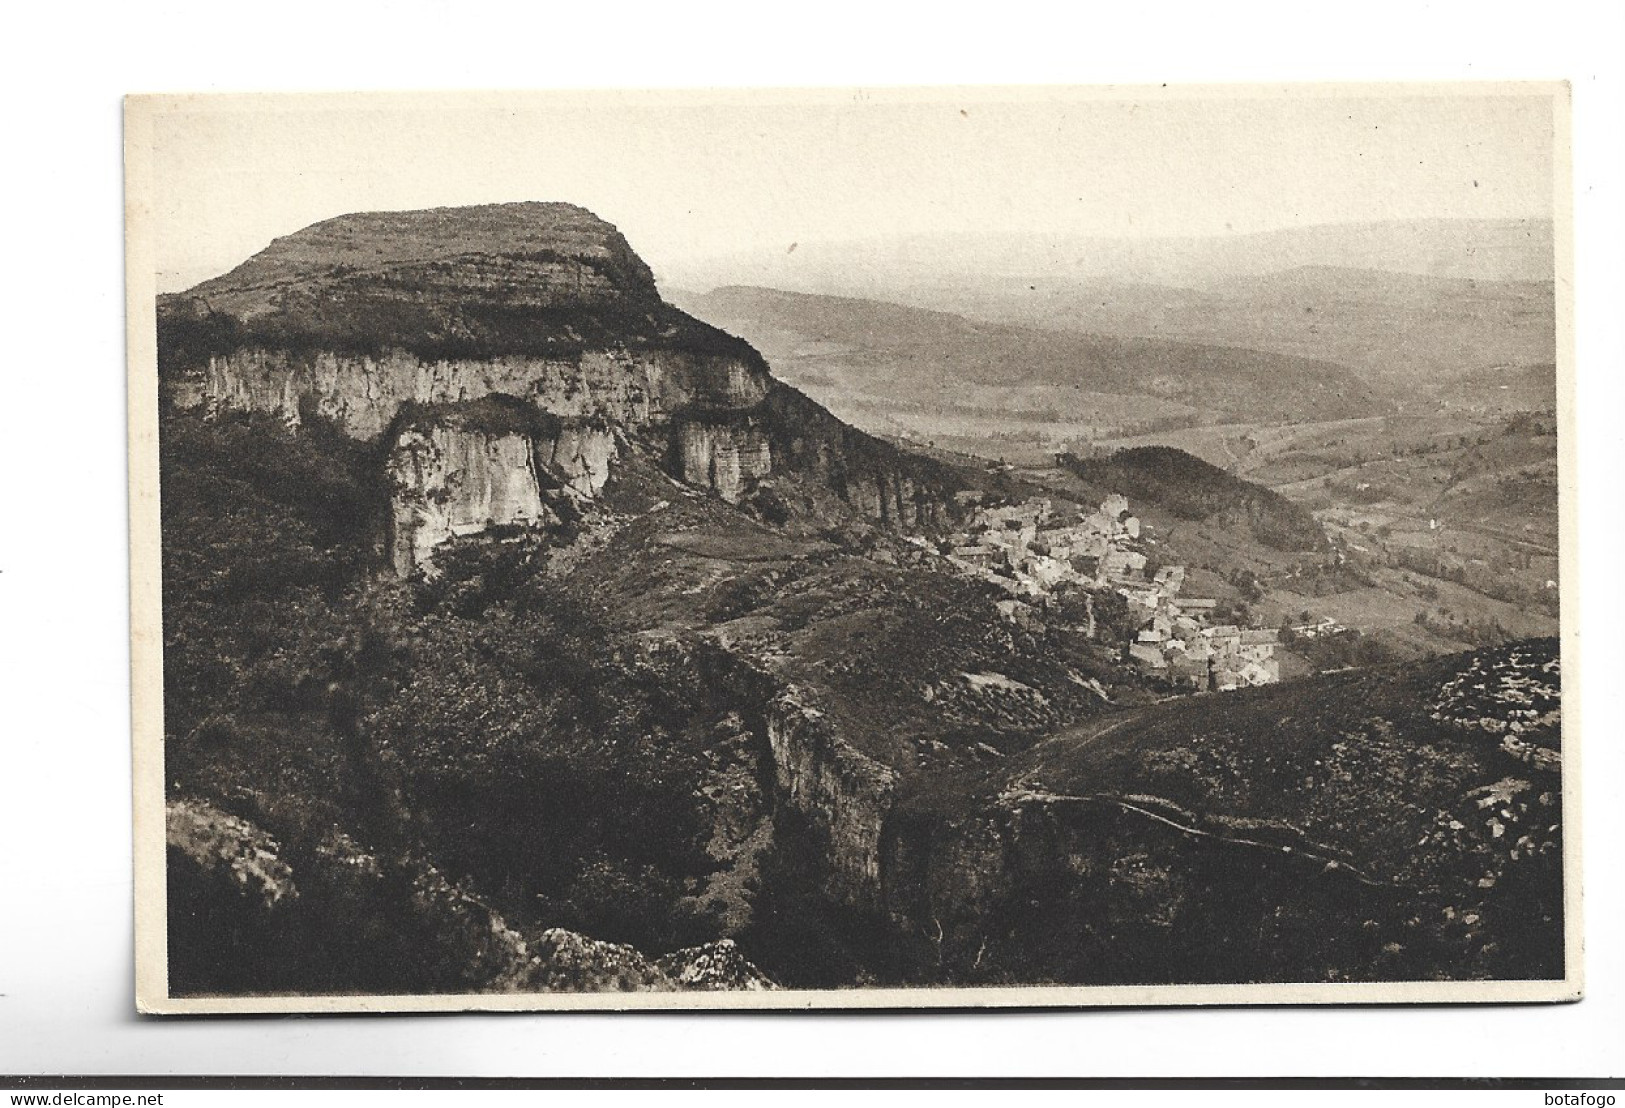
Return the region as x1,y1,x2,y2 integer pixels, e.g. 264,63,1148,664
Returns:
126,84,1577,1013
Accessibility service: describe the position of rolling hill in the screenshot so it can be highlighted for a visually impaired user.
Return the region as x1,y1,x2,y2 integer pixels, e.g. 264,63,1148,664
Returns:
906,267,1556,394
660,218,1556,295
676,286,1391,458
664,219,1556,399
1058,446,1327,552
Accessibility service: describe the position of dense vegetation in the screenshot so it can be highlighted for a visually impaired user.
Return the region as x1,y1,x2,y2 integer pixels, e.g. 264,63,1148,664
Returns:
160,409,745,991
157,401,1147,992
1060,446,1327,551
984,640,1565,983
157,286,766,368
161,404,1565,991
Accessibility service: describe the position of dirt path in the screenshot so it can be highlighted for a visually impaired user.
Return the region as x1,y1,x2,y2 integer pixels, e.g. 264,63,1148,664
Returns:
1012,789,1388,888
1035,710,1138,755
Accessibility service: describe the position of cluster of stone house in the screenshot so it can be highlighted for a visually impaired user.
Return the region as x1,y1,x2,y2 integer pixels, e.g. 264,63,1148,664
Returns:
1113,559,1281,690
924,492,1282,692
938,494,1141,600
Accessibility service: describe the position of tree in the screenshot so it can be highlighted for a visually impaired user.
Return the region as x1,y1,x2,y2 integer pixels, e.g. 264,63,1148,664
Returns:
1092,589,1143,657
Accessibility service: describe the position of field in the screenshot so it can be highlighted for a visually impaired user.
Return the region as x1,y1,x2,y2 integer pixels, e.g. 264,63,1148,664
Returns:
676,287,1389,455
1020,406,1561,662
690,318,1210,466
929,268,1556,395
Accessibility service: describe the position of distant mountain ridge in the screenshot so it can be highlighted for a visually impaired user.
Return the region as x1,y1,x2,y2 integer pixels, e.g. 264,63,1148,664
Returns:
678,284,1391,432
660,218,1556,295
929,265,1556,391
664,218,1556,396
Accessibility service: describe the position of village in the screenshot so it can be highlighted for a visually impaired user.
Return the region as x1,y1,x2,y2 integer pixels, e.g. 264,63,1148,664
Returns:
909,492,1283,692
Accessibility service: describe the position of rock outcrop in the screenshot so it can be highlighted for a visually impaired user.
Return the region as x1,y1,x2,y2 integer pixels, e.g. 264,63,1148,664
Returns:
518,928,676,993
655,939,777,990
758,384,955,528
166,797,777,996
675,419,774,504
764,688,897,906
184,346,768,441
384,398,621,575
166,798,298,911
158,202,968,572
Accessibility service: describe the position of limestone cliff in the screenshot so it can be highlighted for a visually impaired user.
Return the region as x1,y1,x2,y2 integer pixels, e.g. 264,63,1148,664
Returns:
675,419,774,504
764,687,897,906
759,384,955,529
681,642,899,913
158,201,970,571
387,425,548,576
381,396,624,573
183,345,768,441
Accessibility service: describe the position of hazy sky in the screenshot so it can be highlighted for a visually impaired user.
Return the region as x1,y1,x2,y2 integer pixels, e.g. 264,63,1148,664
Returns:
137,86,1559,292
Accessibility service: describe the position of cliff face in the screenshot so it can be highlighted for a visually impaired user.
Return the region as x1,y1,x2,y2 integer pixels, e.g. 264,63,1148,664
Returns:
383,398,623,575
387,425,552,577
764,689,897,905
675,419,774,504
686,631,1563,986
760,385,955,529
186,346,768,440
160,202,967,572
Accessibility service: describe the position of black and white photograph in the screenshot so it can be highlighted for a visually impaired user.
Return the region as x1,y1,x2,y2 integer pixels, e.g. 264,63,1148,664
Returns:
125,84,1575,1012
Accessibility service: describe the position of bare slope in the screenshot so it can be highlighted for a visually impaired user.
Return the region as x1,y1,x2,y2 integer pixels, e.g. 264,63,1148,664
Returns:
166,202,752,362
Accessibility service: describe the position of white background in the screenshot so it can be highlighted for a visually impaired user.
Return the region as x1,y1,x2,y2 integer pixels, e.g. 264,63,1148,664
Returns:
1,0,1621,1080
